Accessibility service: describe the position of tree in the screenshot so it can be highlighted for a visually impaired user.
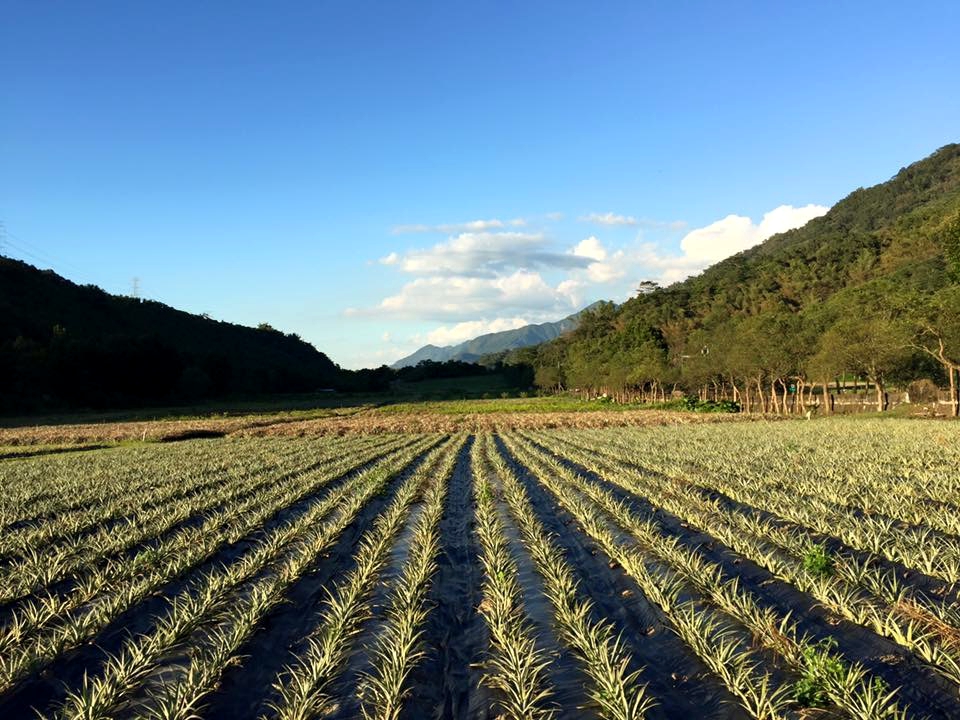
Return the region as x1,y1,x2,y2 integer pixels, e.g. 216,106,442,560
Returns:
910,286,960,416
817,316,911,411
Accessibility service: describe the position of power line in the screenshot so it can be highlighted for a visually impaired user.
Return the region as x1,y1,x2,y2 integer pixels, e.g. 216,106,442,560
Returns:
0,221,92,280
1,221,146,298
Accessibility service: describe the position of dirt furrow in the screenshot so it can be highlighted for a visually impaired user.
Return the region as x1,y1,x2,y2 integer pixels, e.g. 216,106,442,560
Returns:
493,436,743,720
402,437,491,720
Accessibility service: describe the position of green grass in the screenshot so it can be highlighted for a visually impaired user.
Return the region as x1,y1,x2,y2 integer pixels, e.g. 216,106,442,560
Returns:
372,395,656,415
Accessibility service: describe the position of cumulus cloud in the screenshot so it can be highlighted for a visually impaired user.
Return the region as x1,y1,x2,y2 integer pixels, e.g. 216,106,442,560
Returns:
426,317,530,346
580,212,638,226
391,218,529,234
569,236,627,284
348,269,579,321
638,204,828,284
384,231,590,277
571,236,607,262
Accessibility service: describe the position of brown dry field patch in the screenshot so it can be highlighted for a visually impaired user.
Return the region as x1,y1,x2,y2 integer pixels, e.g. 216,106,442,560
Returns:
0,408,745,446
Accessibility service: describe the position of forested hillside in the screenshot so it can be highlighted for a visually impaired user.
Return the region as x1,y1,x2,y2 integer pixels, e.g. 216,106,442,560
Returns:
0,259,342,412
503,144,960,413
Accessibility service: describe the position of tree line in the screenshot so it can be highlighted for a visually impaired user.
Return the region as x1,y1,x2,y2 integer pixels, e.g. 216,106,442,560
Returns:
499,154,960,416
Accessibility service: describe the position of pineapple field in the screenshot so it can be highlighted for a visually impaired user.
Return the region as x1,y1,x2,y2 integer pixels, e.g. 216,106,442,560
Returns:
2,419,960,719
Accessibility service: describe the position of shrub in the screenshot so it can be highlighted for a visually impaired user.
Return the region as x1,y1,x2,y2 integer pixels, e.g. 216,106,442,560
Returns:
678,396,741,413
803,544,834,577
793,638,844,707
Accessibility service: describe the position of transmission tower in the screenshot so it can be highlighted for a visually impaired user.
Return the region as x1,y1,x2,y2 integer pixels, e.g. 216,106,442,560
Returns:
132,276,141,299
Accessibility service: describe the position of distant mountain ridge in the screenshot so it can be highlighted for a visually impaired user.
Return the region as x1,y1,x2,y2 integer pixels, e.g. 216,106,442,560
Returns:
392,302,604,368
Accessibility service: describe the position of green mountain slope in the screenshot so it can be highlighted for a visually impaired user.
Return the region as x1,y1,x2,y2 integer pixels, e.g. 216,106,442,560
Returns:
503,143,960,411
0,258,341,412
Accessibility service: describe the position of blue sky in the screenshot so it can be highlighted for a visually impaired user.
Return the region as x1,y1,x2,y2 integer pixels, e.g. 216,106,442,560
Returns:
2,2,958,368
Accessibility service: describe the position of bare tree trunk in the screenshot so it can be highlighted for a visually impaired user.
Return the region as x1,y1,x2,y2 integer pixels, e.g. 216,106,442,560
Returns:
780,379,789,414
821,382,832,414
756,377,766,413
875,378,886,412
951,366,959,418
770,381,780,414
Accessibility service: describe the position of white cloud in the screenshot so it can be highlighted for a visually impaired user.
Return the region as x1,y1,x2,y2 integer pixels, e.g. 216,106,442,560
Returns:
586,255,626,283
426,317,529,346
637,203,828,284
391,218,527,234
571,236,607,262
569,236,627,284
580,212,638,226
386,231,590,277
350,269,578,321
556,277,585,299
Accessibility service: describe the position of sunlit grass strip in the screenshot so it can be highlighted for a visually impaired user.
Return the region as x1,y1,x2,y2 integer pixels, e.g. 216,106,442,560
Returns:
501,433,792,720
51,435,441,720
0,435,419,694
469,436,555,720
264,435,463,720
482,434,654,720
519,431,909,719
356,436,464,720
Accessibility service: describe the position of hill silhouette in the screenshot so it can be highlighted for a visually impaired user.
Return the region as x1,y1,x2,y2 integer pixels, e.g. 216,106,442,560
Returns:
0,259,341,412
